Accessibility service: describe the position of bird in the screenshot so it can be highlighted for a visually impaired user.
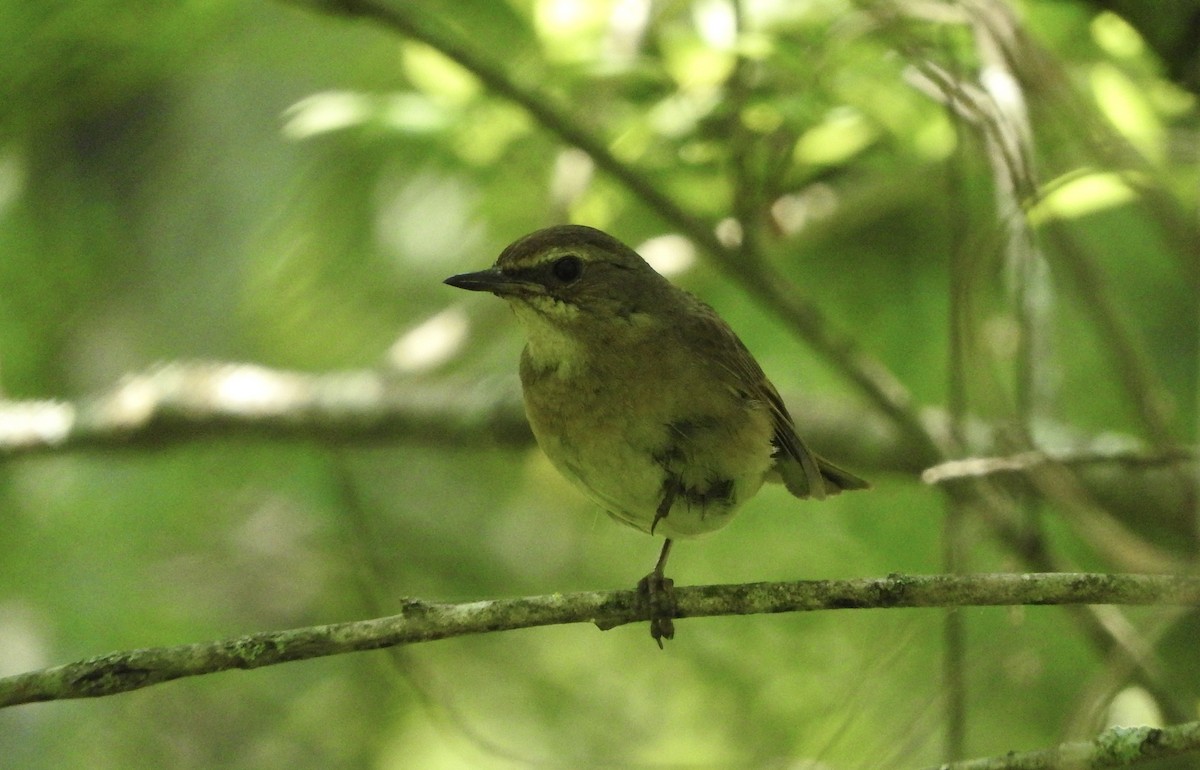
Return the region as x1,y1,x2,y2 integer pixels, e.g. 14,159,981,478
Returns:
445,224,868,644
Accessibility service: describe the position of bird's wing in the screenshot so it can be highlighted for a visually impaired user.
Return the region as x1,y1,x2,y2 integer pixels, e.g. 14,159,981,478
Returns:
678,297,868,499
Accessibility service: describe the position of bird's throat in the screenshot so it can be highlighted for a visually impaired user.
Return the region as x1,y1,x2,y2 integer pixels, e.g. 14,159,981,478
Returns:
510,301,589,377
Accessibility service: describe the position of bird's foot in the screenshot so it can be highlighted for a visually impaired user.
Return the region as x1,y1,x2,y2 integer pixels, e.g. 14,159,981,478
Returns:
637,570,676,648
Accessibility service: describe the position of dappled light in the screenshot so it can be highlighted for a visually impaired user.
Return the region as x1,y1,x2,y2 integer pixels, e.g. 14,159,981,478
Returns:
1,1,1198,768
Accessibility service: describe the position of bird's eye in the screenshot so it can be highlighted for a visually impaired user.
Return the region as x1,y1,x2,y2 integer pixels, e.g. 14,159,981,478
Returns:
551,255,584,284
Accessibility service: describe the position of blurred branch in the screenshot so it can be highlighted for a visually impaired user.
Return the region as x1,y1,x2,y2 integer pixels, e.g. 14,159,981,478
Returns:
0,361,532,456
885,0,1199,731
296,0,942,466
1068,606,1193,739
0,361,890,466
923,447,1196,485
2,361,1195,497
2,571,1198,709
924,721,1200,770
932,5,1048,755
939,474,1196,724
964,1,1054,434
930,447,1197,569
982,10,1184,450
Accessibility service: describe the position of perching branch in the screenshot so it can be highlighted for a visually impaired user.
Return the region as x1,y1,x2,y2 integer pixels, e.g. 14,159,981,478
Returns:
3,572,1197,709
924,721,1200,770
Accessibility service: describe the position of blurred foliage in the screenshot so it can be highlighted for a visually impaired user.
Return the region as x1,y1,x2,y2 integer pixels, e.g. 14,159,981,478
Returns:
0,0,1197,768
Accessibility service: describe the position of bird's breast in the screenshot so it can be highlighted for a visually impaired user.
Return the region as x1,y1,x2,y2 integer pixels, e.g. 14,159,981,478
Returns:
519,341,775,538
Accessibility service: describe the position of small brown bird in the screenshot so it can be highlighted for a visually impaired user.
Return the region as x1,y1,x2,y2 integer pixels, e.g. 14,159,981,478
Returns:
446,225,868,644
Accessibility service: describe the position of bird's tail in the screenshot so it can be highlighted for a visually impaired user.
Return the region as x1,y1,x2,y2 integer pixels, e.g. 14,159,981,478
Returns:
816,455,870,495
774,447,870,500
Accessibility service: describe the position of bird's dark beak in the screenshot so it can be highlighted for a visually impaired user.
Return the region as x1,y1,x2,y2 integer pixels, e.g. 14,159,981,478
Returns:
444,267,539,297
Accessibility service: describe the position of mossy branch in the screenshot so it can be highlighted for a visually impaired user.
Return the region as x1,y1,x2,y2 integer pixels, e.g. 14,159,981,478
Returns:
3,571,1198,709
925,721,1200,770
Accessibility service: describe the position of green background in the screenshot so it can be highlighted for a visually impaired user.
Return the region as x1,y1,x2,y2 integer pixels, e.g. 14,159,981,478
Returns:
0,0,1196,767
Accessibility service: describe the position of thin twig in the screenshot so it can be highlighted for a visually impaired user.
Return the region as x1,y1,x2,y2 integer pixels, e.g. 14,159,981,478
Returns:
2,572,1198,708
923,448,1197,485
940,19,975,760
931,448,1196,575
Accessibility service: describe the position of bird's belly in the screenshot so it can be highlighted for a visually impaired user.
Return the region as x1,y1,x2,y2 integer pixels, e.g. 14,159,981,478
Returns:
524,386,771,539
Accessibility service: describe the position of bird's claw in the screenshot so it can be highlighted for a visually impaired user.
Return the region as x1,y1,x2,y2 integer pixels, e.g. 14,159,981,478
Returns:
637,570,676,648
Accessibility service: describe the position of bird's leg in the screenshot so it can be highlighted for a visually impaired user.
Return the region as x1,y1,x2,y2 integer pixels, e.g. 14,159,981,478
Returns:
637,539,675,647
649,483,672,535
639,485,678,647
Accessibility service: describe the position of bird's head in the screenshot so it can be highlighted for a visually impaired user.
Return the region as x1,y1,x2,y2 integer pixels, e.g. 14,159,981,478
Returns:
445,225,672,341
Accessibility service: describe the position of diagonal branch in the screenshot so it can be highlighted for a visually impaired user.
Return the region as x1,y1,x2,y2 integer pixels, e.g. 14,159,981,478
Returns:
3,572,1198,708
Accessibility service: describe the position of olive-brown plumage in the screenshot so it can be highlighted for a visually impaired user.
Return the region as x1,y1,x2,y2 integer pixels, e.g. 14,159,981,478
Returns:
445,224,868,643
